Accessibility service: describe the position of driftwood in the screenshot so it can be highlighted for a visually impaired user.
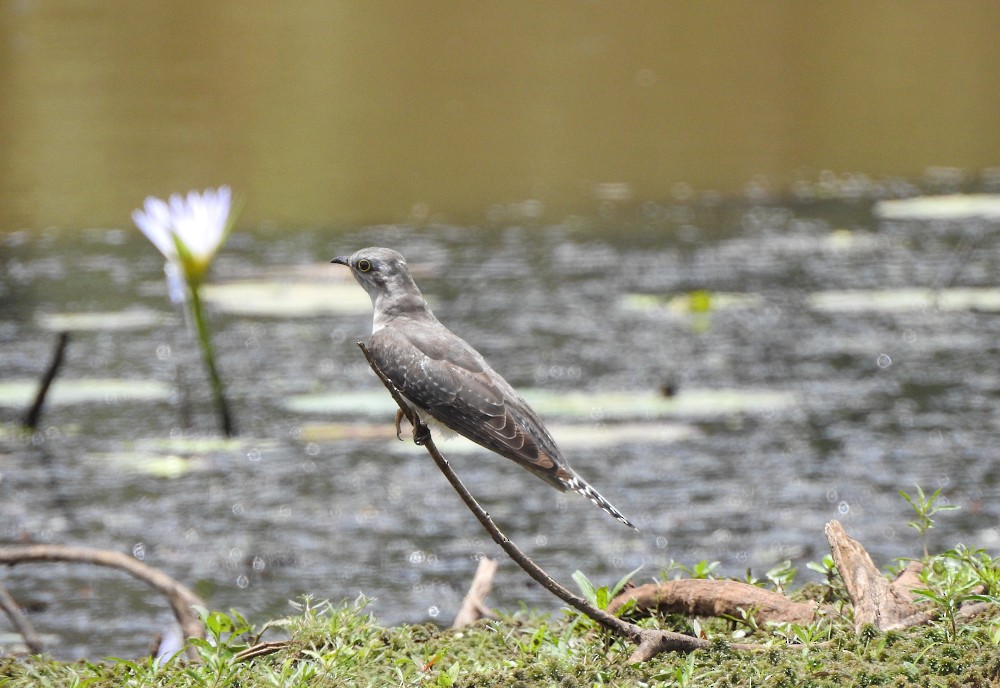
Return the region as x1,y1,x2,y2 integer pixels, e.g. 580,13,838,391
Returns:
452,557,499,629
607,578,832,626
824,520,989,632
0,544,206,660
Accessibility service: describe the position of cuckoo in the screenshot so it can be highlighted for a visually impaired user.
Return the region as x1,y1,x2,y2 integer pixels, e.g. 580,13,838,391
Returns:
332,247,637,530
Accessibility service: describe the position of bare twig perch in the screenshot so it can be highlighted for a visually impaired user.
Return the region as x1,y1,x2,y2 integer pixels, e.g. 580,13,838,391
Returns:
452,557,499,629
359,342,714,661
0,544,206,660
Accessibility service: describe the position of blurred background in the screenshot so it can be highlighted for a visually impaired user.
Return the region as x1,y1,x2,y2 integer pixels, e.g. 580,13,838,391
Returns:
3,1,1000,661
3,1,1000,230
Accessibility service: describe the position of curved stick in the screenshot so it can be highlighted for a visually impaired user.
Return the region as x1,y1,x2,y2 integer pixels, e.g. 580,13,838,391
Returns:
0,544,205,659
358,342,711,661
0,579,44,654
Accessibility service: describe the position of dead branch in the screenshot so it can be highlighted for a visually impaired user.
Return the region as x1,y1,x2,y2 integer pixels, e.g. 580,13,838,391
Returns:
452,557,499,629
358,342,725,661
607,578,833,626
0,579,44,654
0,544,205,660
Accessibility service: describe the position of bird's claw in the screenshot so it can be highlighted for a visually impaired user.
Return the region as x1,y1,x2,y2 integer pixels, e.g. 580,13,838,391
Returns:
394,409,405,441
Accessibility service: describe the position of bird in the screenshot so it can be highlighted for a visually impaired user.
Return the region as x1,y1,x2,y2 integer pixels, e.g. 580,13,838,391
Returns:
331,247,638,530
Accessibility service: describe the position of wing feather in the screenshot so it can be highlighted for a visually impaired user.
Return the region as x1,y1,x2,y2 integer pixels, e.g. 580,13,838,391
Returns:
368,321,566,488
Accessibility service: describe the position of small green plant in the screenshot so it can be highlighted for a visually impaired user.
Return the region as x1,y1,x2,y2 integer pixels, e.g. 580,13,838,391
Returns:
911,548,997,641
186,607,255,687
764,559,797,593
806,553,845,602
898,484,959,558
664,559,720,580
572,564,643,611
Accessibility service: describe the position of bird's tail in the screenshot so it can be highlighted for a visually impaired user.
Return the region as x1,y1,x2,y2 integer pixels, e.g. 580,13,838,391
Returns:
564,474,639,531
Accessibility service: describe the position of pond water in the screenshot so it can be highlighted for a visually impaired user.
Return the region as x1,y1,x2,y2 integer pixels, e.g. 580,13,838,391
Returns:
2,198,999,659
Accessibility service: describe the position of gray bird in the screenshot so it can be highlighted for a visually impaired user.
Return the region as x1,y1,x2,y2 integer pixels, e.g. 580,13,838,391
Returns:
332,247,638,530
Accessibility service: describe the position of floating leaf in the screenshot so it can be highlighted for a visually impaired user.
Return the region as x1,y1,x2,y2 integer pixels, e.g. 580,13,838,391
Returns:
874,194,1000,220
89,451,205,478
622,292,763,314
200,280,371,317
809,288,1000,313
36,309,166,332
0,379,173,408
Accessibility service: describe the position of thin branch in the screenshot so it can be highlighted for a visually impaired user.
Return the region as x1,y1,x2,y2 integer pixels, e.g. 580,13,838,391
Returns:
0,544,206,660
22,331,70,430
358,342,714,661
0,579,44,654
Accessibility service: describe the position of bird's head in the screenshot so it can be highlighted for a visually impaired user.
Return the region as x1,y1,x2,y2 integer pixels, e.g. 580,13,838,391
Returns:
331,247,418,304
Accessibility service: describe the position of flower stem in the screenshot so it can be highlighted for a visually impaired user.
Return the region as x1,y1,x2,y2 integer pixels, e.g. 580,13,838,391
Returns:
187,282,236,437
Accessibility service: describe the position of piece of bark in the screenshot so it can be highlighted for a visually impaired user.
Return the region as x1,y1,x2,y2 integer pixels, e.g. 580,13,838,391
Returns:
825,520,922,632
452,557,499,629
607,579,831,626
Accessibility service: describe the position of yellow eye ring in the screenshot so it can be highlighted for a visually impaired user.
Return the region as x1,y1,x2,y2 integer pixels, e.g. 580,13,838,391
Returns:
357,259,372,273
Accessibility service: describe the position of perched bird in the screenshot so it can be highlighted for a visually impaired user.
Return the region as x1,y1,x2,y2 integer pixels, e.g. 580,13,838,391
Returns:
332,247,638,530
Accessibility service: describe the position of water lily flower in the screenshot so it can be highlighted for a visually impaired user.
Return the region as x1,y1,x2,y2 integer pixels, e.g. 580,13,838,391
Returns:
132,186,235,289
132,186,239,437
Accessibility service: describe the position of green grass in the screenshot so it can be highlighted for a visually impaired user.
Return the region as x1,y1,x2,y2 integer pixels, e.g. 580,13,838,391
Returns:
2,551,998,688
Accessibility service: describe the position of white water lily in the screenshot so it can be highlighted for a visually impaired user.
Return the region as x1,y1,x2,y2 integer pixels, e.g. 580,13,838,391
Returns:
132,186,239,437
132,186,234,287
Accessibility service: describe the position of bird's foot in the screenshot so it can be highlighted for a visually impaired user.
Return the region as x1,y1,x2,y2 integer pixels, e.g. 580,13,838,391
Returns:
412,420,431,446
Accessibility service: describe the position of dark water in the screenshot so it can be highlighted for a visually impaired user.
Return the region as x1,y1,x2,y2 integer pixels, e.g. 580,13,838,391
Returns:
2,200,999,659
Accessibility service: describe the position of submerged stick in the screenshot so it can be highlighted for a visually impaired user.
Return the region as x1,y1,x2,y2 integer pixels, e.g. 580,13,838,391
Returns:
358,342,711,661
22,331,70,430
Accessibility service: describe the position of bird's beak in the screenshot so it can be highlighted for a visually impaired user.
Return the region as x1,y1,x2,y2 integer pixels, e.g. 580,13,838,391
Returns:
330,256,350,266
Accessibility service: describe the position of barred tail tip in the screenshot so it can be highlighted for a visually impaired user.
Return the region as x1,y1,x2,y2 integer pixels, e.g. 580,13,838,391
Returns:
566,476,639,532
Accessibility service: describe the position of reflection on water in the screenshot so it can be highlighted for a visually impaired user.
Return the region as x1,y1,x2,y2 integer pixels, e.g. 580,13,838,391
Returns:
1,199,999,658
3,4,1000,229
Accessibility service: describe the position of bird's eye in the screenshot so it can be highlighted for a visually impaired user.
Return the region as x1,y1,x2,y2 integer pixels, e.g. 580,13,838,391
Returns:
357,259,372,273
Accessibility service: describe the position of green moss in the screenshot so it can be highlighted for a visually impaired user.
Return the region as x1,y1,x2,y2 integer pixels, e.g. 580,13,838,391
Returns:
2,572,998,688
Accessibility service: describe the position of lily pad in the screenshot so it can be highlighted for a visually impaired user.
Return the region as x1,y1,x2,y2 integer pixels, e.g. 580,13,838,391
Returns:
0,379,173,408
88,451,205,478
809,288,1000,313
36,309,167,332
874,194,1000,220
283,388,795,421
622,292,764,314
199,280,371,317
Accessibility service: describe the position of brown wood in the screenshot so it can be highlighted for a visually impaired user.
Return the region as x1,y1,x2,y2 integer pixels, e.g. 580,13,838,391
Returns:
452,557,499,629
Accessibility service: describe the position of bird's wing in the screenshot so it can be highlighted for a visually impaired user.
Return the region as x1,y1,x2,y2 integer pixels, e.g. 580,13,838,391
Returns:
367,322,571,490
